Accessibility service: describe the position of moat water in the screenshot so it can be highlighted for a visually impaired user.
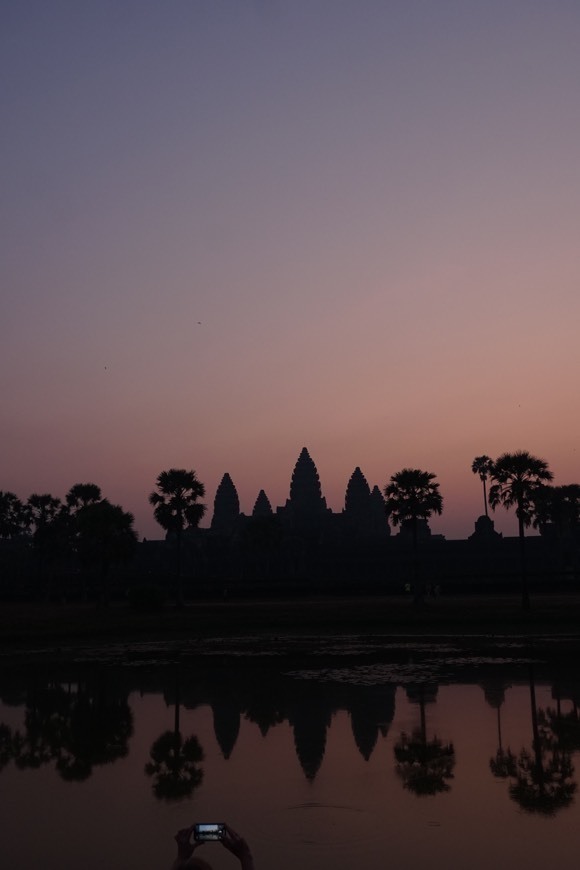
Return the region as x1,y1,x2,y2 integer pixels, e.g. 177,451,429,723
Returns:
1,647,579,870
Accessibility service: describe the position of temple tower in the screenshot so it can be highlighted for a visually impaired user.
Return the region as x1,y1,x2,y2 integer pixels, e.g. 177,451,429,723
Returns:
252,489,273,518
283,447,328,535
343,467,372,535
370,485,390,536
344,470,390,537
211,473,240,535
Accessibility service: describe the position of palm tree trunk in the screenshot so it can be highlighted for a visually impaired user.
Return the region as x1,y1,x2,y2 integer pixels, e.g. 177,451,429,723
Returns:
483,479,489,519
518,509,530,611
175,529,183,608
528,665,545,795
412,518,423,606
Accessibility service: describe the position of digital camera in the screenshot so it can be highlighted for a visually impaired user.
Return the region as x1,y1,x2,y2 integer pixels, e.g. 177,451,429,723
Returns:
194,823,226,842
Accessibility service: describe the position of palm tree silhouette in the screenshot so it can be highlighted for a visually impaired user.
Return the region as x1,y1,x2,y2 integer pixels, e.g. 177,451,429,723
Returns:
145,671,204,800
149,469,206,607
508,666,576,815
144,730,204,800
65,483,102,513
471,456,494,518
11,677,133,782
0,723,15,772
532,483,580,573
26,493,70,599
54,681,134,782
384,468,443,604
75,500,138,606
483,678,517,779
394,684,455,795
488,451,553,610
0,491,29,539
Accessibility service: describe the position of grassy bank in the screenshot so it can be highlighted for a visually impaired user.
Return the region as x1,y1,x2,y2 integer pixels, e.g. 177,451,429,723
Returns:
2,593,580,654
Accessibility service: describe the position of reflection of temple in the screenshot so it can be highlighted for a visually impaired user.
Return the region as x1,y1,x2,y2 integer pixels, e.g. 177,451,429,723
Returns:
158,666,397,780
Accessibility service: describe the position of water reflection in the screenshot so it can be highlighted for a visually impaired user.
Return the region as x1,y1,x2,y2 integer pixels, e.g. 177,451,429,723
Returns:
2,658,580,869
507,666,576,815
145,670,205,800
485,676,517,778
6,673,132,781
394,683,455,795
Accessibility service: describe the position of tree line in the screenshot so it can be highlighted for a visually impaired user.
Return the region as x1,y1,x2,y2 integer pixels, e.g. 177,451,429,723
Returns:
1,453,579,608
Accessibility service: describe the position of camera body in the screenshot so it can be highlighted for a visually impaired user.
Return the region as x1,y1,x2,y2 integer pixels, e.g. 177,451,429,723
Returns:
194,823,226,842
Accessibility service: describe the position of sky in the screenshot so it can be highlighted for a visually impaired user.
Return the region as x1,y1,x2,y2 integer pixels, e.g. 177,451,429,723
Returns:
2,0,580,541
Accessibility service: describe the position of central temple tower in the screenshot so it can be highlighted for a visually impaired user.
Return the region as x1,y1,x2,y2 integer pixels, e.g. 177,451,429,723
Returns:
282,447,329,536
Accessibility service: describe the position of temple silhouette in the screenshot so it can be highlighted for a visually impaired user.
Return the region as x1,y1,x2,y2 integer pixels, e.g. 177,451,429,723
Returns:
139,445,565,595
1,446,577,599
210,447,390,544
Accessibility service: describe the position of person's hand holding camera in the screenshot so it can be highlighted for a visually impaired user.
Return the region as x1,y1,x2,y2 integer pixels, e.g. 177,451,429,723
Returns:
220,824,254,870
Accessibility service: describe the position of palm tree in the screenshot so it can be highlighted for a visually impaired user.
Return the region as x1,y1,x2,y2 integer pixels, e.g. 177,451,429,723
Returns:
532,484,580,538
0,491,29,539
65,483,102,513
532,484,580,574
75,500,138,605
471,456,494,518
26,493,70,598
149,469,206,607
384,468,443,603
488,451,553,610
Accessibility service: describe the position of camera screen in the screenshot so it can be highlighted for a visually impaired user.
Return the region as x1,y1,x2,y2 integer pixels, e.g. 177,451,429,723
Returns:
194,824,225,841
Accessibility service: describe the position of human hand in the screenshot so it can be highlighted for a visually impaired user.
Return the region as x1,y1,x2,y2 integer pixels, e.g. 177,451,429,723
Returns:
220,824,253,867
174,826,204,861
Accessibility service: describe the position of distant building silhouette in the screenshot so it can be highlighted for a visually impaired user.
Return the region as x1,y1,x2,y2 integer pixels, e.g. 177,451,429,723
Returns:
344,468,391,538
211,473,240,536
280,447,330,537
252,489,273,518
469,514,502,541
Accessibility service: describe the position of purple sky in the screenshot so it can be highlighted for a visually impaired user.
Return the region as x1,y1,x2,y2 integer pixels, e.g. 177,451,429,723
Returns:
2,1,580,540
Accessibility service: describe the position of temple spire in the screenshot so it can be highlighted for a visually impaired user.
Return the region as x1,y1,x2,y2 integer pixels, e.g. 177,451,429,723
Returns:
288,447,325,510
252,489,273,518
284,447,328,536
211,473,240,535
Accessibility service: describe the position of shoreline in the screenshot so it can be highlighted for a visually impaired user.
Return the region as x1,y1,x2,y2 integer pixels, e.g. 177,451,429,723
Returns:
2,593,580,665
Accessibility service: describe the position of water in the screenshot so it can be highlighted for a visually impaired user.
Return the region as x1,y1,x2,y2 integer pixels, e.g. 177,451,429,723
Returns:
1,647,579,870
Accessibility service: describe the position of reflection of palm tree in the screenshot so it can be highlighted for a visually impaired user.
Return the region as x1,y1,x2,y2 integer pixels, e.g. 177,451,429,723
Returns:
394,684,455,795
55,687,134,781
488,451,553,610
12,683,63,770
12,678,133,782
540,706,580,753
0,723,15,772
482,678,517,779
507,666,576,815
145,730,204,800
145,670,204,800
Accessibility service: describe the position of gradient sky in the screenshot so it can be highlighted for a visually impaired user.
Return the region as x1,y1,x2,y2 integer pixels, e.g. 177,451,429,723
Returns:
3,0,580,540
